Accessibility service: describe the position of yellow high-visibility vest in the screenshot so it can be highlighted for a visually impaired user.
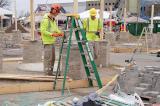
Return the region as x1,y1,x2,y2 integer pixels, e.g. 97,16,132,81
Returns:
40,13,61,44
83,17,102,41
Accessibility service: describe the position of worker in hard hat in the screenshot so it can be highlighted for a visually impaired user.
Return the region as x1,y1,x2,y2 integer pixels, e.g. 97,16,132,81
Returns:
40,4,64,76
83,8,103,41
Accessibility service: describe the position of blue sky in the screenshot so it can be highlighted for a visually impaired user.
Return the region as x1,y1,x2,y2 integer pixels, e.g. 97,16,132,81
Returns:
11,0,87,16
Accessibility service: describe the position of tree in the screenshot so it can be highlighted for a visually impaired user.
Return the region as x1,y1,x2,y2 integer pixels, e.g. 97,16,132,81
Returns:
0,0,10,8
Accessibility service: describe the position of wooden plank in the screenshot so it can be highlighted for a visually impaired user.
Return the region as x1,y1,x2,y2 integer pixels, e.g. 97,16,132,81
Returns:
0,74,69,82
112,47,158,53
0,75,116,94
3,57,23,62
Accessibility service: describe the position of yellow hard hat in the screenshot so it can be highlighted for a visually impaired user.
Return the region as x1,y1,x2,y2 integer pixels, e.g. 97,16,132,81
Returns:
89,8,97,16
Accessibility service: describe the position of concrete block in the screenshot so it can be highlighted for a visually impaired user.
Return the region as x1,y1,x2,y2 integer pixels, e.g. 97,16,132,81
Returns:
12,30,22,46
23,40,42,63
94,40,110,67
62,44,86,80
139,83,152,89
152,33,160,48
105,32,116,46
143,91,160,98
119,32,130,42
156,95,160,103
153,66,160,71
142,73,154,84
118,69,142,94
154,78,160,92
134,87,147,95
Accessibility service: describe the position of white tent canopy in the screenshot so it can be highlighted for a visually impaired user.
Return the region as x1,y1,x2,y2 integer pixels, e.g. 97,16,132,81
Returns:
79,9,111,19
0,8,13,15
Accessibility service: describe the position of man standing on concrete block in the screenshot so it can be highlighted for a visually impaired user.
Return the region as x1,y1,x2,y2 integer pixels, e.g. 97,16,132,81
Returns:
83,8,103,41
40,4,64,75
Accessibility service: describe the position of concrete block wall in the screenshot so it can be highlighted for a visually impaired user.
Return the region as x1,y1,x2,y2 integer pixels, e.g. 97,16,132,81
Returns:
152,33,160,48
12,30,22,46
118,67,142,94
94,40,110,67
23,40,42,63
134,66,160,103
118,65,160,102
105,32,116,46
119,32,130,43
62,44,86,80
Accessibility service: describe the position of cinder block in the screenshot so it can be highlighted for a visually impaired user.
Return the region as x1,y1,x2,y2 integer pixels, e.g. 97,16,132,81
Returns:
94,40,110,67
105,32,116,46
142,73,154,84
62,44,86,80
156,95,160,103
119,32,130,42
154,79,160,92
12,30,22,45
23,40,42,63
153,67,160,71
135,87,147,96
143,91,160,98
139,83,152,90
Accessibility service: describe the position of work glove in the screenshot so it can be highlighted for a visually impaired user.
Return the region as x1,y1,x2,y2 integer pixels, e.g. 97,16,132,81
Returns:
58,33,64,37
51,33,64,37
51,33,60,37
95,31,100,37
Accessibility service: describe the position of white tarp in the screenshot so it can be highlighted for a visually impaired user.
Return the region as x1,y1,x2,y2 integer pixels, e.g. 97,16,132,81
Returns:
79,9,111,19
0,8,13,15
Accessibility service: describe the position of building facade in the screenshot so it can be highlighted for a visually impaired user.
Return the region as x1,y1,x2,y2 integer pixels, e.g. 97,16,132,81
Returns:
86,0,117,11
141,0,160,18
36,2,86,13
86,0,140,15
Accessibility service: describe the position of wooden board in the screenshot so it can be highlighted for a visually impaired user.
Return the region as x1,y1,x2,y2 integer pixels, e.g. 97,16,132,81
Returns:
112,47,158,53
0,74,69,82
0,75,115,94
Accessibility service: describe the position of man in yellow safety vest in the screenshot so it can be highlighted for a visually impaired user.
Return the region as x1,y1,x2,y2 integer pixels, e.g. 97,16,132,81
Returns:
83,8,103,41
40,4,64,75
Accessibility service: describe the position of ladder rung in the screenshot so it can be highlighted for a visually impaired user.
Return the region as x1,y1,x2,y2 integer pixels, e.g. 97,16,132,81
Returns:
81,52,88,55
60,54,67,57
77,40,87,43
85,64,92,68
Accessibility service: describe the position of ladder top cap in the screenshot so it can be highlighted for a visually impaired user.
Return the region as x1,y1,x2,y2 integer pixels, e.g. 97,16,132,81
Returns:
65,13,80,18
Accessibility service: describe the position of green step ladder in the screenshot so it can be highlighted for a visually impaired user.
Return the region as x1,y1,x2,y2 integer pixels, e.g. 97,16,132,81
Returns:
53,15,103,95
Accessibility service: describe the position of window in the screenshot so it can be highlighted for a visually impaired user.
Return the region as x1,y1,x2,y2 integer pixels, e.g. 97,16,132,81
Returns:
95,3,97,6
105,3,107,5
105,8,107,11
144,7,146,11
113,3,115,5
88,4,90,6
109,3,111,5
92,4,94,6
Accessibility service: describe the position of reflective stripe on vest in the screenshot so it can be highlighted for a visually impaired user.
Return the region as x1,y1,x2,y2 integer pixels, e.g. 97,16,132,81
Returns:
87,18,100,32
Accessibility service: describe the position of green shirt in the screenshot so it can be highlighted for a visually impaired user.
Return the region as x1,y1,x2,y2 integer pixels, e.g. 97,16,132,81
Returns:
40,13,61,44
